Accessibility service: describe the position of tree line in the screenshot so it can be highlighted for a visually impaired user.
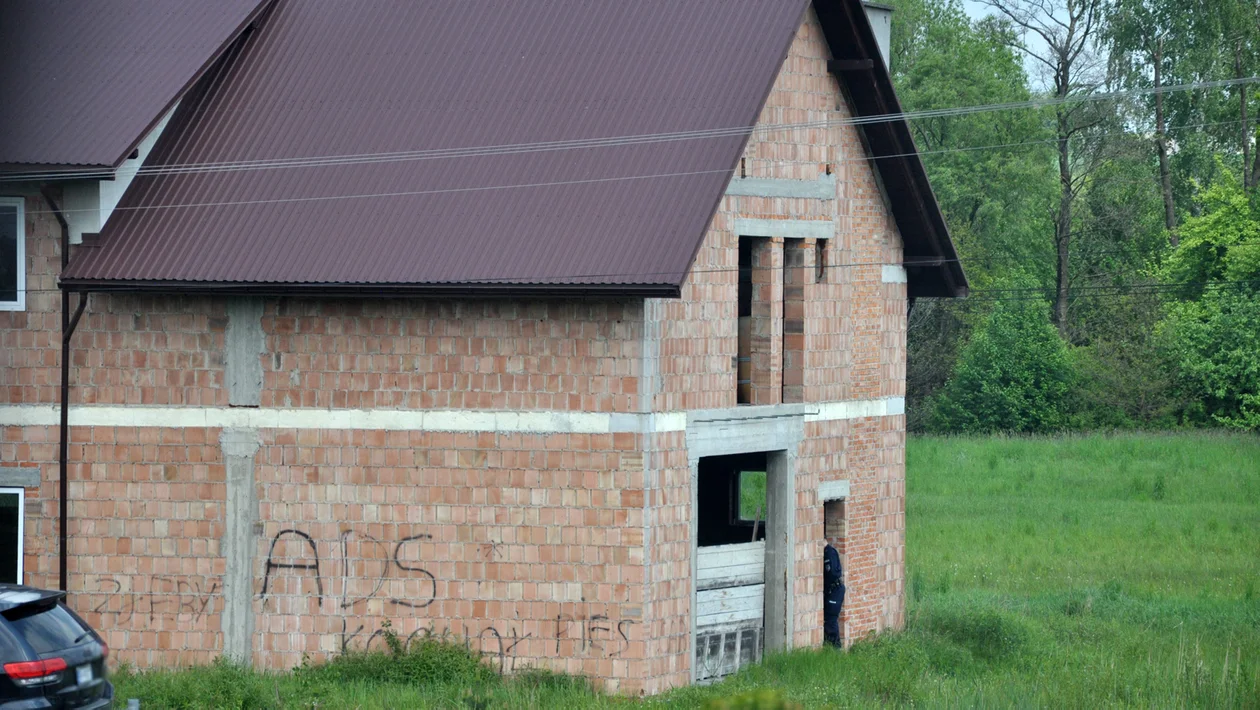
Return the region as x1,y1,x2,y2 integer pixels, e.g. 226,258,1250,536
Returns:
894,0,1260,432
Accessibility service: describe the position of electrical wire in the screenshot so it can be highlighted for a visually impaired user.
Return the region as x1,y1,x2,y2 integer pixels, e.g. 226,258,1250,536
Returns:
15,269,1258,303
14,116,1254,220
2,76,1256,183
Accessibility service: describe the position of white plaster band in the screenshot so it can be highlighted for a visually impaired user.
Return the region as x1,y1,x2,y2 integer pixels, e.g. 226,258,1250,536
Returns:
0,397,904,434
734,217,834,240
725,175,837,200
804,396,905,422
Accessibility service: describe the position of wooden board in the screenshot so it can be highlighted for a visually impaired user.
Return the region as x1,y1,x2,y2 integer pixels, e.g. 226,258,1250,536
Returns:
696,584,764,618
696,541,765,591
696,542,765,681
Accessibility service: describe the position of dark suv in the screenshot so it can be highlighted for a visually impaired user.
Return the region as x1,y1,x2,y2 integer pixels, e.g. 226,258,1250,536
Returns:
0,585,112,709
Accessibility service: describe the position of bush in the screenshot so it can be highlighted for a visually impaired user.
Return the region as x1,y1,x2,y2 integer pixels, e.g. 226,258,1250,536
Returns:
303,632,497,687
1160,286,1260,429
930,276,1074,433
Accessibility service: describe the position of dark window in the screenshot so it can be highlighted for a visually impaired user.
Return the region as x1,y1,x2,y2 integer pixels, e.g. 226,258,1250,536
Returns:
815,240,826,283
0,199,23,309
4,603,88,654
0,491,20,584
737,240,754,404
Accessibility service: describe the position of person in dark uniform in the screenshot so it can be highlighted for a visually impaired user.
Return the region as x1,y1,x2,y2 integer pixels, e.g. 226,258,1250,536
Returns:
823,543,845,647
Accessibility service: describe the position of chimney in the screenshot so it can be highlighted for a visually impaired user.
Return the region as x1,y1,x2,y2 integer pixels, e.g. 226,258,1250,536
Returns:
862,2,893,70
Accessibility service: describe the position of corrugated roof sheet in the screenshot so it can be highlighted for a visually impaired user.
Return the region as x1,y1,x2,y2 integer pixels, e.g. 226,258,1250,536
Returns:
62,0,811,294
61,0,966,297
0,0,269,168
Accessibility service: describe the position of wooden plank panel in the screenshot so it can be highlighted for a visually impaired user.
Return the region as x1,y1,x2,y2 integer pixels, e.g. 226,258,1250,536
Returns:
697,561,764,590
697,606,764,628
697,542,764,570
697,584,764,617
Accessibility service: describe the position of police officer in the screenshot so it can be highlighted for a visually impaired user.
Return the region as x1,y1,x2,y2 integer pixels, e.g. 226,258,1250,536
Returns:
823,543,845,647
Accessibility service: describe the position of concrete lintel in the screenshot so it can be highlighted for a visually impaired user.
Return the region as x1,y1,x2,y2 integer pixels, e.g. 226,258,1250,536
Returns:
881,264,908,283
0,467,40,488
818,479,850,501
725,174,837,200
734,218,835,241
226,299,265,407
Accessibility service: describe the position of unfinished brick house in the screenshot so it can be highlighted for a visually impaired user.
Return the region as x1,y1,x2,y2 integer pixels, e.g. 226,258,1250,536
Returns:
0,0,965,694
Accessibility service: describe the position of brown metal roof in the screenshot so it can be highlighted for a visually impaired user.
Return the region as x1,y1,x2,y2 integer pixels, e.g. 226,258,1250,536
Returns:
61,0,810,295
0,0,269,168
62,0,966,298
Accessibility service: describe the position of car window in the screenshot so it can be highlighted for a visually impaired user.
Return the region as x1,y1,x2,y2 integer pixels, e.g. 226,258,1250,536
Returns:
0,623,24,660
3,602,88,654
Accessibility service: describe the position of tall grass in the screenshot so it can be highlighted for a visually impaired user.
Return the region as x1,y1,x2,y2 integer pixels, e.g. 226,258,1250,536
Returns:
113,432,1260,708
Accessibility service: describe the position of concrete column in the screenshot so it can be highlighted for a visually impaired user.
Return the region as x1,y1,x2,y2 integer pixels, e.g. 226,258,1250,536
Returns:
764,449,796,652
225,299,265,407
219,428,260,664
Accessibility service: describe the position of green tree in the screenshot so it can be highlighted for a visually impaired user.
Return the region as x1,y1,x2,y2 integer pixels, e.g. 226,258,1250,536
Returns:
1105,0,1207,239
1158,170,1260,429
981,0,1107,336
1161,168,1260,291
889,0,1058,429
930,276,1075,433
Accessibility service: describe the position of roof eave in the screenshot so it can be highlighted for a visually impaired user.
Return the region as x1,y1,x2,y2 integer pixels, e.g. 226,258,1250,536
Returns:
56,279,681,300
815,0,968,299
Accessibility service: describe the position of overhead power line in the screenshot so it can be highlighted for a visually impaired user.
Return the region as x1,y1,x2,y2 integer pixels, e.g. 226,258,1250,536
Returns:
2,76,1256,183
20,268,1259,303
15,115,1253,220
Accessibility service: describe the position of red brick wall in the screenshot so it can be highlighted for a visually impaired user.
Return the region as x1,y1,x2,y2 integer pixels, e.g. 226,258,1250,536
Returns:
261,299,642,412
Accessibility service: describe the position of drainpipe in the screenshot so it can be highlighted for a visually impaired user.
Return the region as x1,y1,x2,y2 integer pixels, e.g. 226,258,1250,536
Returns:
40,187,87,593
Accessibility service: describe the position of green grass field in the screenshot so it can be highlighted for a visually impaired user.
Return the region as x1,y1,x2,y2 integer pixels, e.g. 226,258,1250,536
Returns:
114,432,1260,708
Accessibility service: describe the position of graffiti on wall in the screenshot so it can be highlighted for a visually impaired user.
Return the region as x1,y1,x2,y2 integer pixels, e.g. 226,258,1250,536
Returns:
257,525,638,666
554,614,636,657
257,527,436,611
87,525,638,668
88,575,219,624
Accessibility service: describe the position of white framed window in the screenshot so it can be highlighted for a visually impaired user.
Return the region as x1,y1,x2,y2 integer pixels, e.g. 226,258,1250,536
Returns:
0,488,23,584
0,197,25,311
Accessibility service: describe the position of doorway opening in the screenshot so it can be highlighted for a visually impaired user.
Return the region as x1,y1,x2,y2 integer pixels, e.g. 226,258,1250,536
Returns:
823,497,846,646
696,453,768,682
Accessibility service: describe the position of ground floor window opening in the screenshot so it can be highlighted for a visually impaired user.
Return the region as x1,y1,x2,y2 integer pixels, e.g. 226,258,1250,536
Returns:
0,488,24,584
